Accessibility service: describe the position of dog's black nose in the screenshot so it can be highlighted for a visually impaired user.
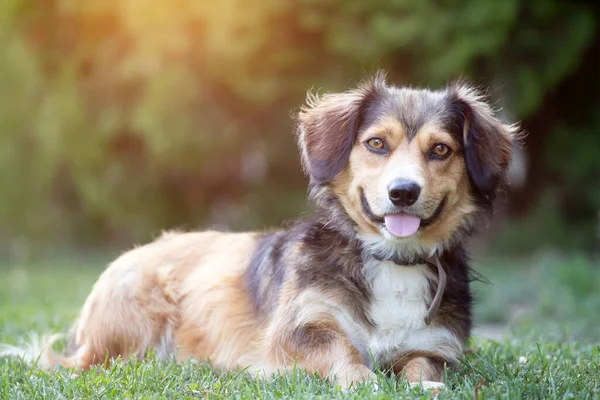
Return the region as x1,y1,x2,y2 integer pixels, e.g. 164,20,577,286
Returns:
388,180,421,207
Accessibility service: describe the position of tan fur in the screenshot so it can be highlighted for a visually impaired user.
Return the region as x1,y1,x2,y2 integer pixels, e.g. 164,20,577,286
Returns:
332,119,476,247
269,307,372,386
401,357,444,383
47,232,264,371
2,75,517,392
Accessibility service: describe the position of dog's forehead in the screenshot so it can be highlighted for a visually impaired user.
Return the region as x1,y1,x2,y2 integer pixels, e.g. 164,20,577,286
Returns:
362,86,451,141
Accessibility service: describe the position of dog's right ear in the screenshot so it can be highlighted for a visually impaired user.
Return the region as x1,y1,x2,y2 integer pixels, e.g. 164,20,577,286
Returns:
297,74,385,184
447,83,519,204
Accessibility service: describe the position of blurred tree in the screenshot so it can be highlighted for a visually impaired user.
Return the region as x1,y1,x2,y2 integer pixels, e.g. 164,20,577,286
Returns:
0,0,597,253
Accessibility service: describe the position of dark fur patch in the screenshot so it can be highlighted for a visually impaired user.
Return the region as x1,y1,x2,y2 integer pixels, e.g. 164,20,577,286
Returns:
295,221,373,327
273,310,365,371
246,187,374,326
442,101,467,153
371,89,449,141
292,322,338,351
357,84,455,145
297,74,385,184
447,86,513,205
429,245,474,344
246,231,288,316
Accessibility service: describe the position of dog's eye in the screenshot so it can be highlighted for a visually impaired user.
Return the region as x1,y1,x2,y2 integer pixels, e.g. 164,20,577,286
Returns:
365,137,387,153
430,143,452,159
367,138,384,149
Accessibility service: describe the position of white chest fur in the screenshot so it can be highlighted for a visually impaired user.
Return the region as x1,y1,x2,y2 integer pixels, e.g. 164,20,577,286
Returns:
359,259,463,367
292,258,464,369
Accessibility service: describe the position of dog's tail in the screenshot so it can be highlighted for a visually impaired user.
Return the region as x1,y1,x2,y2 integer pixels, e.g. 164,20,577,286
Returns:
0,324,90,370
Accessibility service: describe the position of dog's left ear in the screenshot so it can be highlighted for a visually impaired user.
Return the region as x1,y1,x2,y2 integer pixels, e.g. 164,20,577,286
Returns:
297,74,385,184
448,84,519,203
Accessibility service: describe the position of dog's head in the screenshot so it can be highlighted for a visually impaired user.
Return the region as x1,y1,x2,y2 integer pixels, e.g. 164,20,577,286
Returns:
297,73,518,258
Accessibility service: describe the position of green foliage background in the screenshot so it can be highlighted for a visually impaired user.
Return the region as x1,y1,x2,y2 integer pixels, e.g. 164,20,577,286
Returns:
0,0,597,253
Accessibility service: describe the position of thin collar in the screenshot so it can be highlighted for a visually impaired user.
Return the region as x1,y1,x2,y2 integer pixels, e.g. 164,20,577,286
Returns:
372,252,427,266
424,255,447,325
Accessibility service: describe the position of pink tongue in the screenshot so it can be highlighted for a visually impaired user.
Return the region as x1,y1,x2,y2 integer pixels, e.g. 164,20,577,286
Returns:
384,214,421,238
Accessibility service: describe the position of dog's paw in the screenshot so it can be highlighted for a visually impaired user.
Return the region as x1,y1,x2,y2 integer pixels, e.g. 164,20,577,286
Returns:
409,380,446,390
336,364,377,390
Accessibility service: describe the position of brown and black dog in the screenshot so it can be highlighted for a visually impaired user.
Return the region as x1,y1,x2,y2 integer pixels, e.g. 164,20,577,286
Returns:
1,73,518,389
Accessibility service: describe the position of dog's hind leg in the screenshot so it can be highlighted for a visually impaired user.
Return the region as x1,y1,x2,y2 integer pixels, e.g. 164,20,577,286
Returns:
11,249,182,371
61,256,180,370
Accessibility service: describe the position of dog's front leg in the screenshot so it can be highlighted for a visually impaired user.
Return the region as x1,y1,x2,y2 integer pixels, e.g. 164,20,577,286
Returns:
393,356,446,389
270,318,375,389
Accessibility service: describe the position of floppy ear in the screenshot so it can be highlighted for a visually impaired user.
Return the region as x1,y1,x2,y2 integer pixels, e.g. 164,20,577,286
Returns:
448,84,518,203
297,75,385,184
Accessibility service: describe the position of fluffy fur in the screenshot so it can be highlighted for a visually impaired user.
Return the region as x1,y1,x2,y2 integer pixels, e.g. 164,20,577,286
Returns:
0,72,518,389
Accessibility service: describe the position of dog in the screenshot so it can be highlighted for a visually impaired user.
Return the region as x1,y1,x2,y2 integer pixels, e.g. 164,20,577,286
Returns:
1,72,518,389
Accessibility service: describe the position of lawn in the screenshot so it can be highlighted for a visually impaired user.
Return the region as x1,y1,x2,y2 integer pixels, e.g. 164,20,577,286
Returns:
1,253,599,399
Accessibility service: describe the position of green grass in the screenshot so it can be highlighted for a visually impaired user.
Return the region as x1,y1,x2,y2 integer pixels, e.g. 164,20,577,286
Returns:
472,252,600,343
1,254,599,399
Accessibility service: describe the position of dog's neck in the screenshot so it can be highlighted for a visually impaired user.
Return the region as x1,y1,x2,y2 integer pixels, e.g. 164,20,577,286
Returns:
309,185,449,324
371,251,427,266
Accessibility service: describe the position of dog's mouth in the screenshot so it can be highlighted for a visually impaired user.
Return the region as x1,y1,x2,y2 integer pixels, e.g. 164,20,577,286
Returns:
359,188,447,238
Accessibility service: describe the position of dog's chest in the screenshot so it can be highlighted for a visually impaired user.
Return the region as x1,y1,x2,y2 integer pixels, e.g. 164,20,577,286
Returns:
360,260,436,364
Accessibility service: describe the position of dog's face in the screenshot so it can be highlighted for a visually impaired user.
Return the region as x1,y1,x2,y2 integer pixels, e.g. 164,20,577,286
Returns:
298,73,516,256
